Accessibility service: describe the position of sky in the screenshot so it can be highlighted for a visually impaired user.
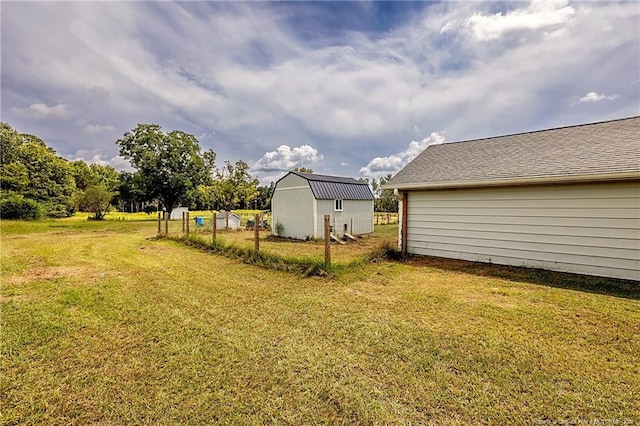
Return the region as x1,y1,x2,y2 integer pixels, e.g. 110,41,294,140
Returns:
2,0,639,184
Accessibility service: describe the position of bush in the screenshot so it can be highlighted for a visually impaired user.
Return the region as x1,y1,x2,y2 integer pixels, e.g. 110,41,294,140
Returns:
0,195,43,220
369,240,403,261
43,201,76,218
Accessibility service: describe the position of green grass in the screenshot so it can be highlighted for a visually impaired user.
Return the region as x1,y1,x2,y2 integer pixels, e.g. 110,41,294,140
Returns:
1,218,638,424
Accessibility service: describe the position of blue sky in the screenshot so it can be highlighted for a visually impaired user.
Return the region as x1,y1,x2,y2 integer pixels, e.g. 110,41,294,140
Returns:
2,1,638,184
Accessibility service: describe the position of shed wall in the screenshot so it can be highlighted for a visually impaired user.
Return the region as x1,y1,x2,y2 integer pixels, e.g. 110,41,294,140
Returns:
315,200,374,237
170,207,188,220
405,181,640,281
216,214,241,230
272,174,315,239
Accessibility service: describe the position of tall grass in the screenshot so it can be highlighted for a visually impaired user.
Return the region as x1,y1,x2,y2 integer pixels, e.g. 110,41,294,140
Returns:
169,233,329,277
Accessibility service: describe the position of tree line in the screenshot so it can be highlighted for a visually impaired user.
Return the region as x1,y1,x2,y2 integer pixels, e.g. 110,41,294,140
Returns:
1,122,396,220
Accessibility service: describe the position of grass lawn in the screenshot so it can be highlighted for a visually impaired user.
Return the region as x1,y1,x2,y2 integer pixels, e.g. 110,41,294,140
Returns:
1,217,638,424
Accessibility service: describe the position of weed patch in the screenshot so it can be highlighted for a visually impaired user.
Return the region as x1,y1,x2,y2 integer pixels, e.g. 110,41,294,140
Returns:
169,234,329,277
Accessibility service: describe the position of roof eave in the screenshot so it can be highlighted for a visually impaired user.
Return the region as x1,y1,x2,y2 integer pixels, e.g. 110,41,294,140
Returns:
383,171,640,191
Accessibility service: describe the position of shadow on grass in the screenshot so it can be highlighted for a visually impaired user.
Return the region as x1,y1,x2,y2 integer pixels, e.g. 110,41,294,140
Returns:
263,235,319,244
403,255,640,300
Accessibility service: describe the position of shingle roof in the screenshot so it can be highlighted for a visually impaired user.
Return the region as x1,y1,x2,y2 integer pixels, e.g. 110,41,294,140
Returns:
387,116,640,189
292,172,374,200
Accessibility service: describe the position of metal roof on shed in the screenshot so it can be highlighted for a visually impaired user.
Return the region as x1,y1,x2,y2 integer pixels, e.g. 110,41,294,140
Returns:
290,172,374,200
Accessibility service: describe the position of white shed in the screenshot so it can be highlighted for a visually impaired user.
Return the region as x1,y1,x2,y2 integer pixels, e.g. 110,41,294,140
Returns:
216,211,242,230
385,116,640,281
170,207,188,220
271,172,374,240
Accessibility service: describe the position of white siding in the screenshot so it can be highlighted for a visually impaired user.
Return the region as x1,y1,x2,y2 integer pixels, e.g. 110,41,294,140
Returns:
271,174,315,239
170,207,188,220
315,199,374,237
216,214,241,230
405,182,640,281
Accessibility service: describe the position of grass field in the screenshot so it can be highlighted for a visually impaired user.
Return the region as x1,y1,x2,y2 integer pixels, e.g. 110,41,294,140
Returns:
1,217,639,424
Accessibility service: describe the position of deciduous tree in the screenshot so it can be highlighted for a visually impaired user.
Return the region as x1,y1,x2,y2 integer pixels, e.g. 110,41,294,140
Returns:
77,185,114,220
1,122,77,217
200,160,258,213
116,124,214,215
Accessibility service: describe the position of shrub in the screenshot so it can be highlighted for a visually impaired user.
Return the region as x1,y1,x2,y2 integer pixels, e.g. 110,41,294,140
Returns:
43,201,76,218
0,195,43,220
369,240,403,261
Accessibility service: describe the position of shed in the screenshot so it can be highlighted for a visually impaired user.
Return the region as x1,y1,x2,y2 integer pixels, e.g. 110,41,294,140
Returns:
216,211,241,230
271,172,374,240
170,207,188,220
385,116,640,281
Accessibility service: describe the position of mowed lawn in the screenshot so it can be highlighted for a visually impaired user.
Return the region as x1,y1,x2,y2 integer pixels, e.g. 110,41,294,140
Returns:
1,218,638,424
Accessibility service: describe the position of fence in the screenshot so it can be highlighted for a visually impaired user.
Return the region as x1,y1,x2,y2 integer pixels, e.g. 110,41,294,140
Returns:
156,211,399,268
157,212,329,265
374,213,398,225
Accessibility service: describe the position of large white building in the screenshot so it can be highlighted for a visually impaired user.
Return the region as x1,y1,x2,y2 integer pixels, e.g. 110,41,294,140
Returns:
271,172,374,240
385,116,640,281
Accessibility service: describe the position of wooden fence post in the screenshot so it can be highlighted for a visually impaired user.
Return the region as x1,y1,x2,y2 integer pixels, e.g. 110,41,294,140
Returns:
212,213,217,243
186,211,190,236
254,213,260,252
182,211,186,234
324,214,331,268
157,211,161,235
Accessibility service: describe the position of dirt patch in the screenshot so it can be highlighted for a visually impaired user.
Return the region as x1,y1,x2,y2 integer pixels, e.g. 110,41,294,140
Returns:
5,265,107,285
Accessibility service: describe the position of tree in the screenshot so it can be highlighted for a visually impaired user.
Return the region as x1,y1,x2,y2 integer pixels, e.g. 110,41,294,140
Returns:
116,124,214,214
362,174,398,213
114,172,148,213
71,161,94,191
77,185,114,220
1,122,77,217
72,162,120,215
292,167,313,173
254,182,275,210
373,174,398,213
200,160,259,226
89,164,119,191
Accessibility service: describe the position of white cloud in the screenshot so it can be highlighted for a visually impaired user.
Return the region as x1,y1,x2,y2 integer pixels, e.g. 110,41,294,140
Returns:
84,124,115,134
1,1,638,179
106,156,135,172
466,0,576,41
73,151,134,172
578,92,618,103
360,133,445,178
252,144,323,172
11,103,70,119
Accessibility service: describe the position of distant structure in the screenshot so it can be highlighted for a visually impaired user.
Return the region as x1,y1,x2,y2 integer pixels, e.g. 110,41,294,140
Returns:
170,207,188,220
271,172,374,240
385,116,640,281
216,211,241,230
